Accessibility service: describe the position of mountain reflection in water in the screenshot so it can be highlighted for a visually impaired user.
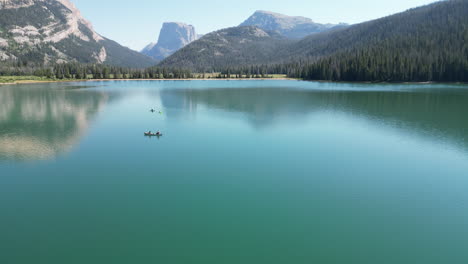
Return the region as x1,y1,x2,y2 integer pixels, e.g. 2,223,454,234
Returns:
2,81,468,161
0,85,108,161
161,86,468,150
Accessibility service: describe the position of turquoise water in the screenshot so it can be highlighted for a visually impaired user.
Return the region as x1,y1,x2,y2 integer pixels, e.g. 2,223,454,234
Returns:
1,80,468,263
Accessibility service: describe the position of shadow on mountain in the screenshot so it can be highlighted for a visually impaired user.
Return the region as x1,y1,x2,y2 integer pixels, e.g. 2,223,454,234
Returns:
161,86,468,149
0,86,109,161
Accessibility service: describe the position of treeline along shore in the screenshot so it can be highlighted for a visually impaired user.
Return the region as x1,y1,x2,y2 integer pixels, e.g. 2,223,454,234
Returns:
0,62,291,83
1,59,467,84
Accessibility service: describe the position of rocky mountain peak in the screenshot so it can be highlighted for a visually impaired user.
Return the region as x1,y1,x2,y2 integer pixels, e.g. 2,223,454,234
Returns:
55,0,104,42
240,10,344,39
141,22,198,61
252,10,314,25
157,22,197,49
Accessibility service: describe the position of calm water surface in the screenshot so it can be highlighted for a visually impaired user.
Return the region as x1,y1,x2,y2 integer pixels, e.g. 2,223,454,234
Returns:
1,80,468,264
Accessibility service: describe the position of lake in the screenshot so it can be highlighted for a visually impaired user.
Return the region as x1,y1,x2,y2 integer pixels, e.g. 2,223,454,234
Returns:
1,80,468,264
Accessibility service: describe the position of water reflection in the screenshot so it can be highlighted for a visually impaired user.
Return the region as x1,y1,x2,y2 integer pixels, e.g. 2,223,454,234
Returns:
0,85,108,161
2,81,468,160
161,86,468,149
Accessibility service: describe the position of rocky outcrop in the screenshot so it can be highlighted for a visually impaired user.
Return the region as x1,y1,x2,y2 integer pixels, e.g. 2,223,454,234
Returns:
0,0,36,9
1,0,103,43
0,0,155,67
141,22,198,61
240,10,346,39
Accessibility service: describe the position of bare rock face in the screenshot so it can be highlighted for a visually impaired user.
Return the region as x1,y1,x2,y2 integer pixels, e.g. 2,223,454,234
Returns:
0,0,36,9
240,10,346,39
0,0,103,45
0,0,155,67
142,22,197,61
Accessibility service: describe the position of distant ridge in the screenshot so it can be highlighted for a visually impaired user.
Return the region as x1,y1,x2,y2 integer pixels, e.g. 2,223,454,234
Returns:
240,10,346,39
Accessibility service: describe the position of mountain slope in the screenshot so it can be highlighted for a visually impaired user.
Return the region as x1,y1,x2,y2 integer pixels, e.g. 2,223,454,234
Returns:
141,42,156,54
282,0,468,81
159,26,294,71
282,0,464,59
141,22,197,61
240,10,346,39
0,0,156,67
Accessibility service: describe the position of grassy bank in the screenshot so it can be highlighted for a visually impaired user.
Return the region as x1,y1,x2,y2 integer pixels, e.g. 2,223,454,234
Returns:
0,76,61,84
0,74,291,84
104,73,288,79
192,73,288,79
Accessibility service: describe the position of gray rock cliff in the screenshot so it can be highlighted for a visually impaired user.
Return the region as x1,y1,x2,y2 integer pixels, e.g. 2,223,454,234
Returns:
142,22,197,61
0,0,156,67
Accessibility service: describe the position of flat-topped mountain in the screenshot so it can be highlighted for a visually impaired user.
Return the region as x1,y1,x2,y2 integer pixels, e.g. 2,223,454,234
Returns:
0,0,156,67
240,10,346,39
141,22,197,61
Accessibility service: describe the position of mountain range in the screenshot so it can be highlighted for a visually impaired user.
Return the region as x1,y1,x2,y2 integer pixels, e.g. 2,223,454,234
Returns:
0,0,344,68
160,0,468,80
1,0,467,83
0,0,347,69
157,10,349,70
143,11,343,62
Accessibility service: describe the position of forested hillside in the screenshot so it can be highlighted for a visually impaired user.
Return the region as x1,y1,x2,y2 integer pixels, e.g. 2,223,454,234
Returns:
159,26,294,72
282,0,468,81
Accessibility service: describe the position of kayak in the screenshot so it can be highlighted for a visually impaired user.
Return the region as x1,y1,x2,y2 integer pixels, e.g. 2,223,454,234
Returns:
144,132,162,136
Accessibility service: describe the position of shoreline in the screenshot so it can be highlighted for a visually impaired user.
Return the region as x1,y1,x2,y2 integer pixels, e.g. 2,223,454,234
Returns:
0,78,296,85
1,78,466,86
87,78,295,82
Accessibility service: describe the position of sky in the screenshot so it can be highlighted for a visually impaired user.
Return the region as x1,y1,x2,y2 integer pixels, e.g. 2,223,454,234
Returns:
73,0,438,51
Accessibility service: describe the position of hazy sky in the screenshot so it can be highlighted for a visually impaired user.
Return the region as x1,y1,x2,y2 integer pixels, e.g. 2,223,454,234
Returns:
73,0,438,51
